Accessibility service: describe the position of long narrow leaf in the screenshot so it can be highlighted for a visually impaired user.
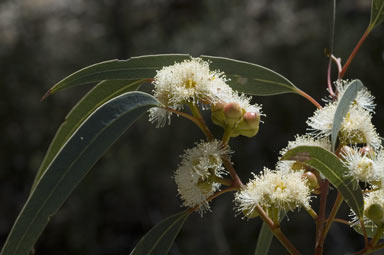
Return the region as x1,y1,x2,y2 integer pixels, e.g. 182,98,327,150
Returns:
254,222,273,255
281,145,364,217
43,54,190,98
33,79,145,190
1,92,159,255
130,211,191,255
201,55,299,96
331,80,364,151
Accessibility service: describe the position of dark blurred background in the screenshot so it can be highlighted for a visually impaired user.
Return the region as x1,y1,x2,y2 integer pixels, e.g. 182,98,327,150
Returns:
1,0,384,254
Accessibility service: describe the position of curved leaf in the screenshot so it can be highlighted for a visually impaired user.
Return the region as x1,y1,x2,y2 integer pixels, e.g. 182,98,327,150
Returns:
369,0,384,30
43,54,190,99
33,79,145,190
130,211,191,255
331,79,364,151
281,145,364,217
201,55,299,96
254,222,273,255
1,92,159,255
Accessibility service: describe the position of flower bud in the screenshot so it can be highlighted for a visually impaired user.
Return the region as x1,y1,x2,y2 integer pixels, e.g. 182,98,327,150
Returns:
231,111,260,138
365,203,384,225
211,102,226,128
223,102,243,127
302,171,320,190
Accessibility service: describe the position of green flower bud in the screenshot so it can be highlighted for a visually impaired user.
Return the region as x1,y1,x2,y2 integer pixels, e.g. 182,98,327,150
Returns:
231,112,260,138
211,102,226,128
302,171,320,190
223,102,243,127
365,203,384,225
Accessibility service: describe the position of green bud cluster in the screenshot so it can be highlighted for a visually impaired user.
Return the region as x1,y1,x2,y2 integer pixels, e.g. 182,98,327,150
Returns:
211,102,260,138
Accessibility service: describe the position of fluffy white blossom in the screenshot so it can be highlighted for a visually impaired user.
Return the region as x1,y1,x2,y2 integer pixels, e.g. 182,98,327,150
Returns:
307,104,381,149
342,147,384,185
279,134,331,157
149,58,231,127
174,140,230,213
234,168,311,218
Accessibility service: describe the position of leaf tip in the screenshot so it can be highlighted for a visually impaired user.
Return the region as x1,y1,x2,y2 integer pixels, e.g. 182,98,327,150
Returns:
40,89,53,102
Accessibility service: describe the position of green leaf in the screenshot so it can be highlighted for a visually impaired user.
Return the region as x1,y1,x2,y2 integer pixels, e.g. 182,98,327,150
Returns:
43,54,190,99
201,55,299,96
1,92,159,255
281,145,364,217
130,211,191,255
369,0,384,30
331,79,364,151
254,222,273,255
353,221,384,240
32,79,145,190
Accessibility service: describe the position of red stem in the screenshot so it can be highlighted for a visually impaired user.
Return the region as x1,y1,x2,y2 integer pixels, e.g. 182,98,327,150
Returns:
315,180,329,255
340,27,371,78
296,88,322,109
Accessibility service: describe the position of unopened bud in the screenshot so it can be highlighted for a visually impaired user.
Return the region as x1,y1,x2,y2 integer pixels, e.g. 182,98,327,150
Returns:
244,112,260,129
302,171,320,190
231,111,260,138
224,102,243,119
365,203,384,225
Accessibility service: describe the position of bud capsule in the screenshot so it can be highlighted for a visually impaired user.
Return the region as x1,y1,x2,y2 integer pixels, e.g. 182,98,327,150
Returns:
302,171,320,190
365,203,384,225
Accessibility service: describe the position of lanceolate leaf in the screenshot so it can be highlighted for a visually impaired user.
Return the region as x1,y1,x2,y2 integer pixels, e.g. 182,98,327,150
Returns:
254,222,274,255
1,92,159,255
281,145,364,217
331,80,364,151
43,54,190,98
130,211,191,255
201,55,299,96
32,79,145,190
369,0,384,30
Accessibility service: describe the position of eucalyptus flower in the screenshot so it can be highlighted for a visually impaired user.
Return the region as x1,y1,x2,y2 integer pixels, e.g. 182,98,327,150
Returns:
342,147,384,185
307,103,381,149
234,168,311,219
148,58,230,127
174,140,230,214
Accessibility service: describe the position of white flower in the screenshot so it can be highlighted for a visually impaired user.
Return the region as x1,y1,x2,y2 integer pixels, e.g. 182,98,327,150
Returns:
174,140,230,214
342,147,384,185
331,80,376,113
307,104,381,149
234,168,311,218
279,134,331,157
149,58,231,127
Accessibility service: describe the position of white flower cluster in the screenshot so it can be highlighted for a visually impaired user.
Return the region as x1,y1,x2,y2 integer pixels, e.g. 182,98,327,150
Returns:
307,80,380,149
174,140,230,214
235,168,311,218
148,57,262,129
